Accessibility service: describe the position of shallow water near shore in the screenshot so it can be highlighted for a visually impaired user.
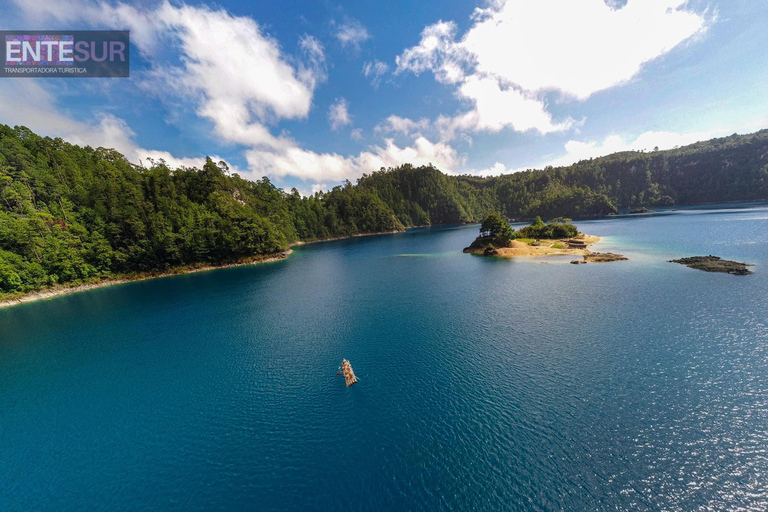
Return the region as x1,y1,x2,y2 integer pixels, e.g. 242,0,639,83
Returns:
1,203,767,511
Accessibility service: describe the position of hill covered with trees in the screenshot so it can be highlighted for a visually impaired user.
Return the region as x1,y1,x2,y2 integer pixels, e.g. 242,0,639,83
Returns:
1,124,767,297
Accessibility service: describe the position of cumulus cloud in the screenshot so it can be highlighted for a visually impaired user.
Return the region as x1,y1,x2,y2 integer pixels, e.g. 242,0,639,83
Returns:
396,21,471,84
298,34,327,87
362,59,389,88
0,81,129,150
395,0,709,139
374,115,431,137
466,162,510,177
377,86,571,142
153,3,325,149
0,80,228,170
287,182,331,198
13,0,325,153
9,0,162,55
246,136,464,183
328,98,352,131
452,76,574,135
399,0,708,98
463,0,708,100
335,18,371,51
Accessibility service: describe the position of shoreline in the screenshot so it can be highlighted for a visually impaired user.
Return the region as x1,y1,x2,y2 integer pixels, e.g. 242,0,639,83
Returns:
291,229,405,246
0,250,292,310
0,227,611,310
2,227,411,310
292,224,469,247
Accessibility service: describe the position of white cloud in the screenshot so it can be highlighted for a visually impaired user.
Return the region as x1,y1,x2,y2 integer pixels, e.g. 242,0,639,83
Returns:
463,0,708,100
454,76,573,135
311,183,329,195
350,128,363,141
376,81,571,142
287,182,330,198
362,59,390,88
395,0,709,139
246,136,464,183
335,19,371,51
374,115,431,137
0,80,229,170
328,98,352,131
9,0,162,56
396,21,469,84
0,81,129,150
154,3,324,149
366,137,464,173
298,34,327,87
13,0,325,153
468,162,509,177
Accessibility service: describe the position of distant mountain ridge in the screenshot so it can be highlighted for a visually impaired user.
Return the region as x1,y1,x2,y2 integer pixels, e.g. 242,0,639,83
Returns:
1,124,767,296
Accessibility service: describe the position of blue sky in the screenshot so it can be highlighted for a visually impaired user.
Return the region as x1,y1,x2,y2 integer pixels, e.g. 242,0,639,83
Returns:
1,0,767,194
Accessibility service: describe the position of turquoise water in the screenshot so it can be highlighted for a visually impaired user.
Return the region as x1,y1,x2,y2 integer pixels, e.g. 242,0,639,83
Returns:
1,204,767,511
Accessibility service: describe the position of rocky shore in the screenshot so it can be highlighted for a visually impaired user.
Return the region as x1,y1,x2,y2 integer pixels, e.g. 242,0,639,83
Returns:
574,252,629,263
669,256,753,275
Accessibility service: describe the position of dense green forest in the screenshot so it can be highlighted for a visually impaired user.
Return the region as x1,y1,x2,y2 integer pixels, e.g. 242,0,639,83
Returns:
1,124,767,297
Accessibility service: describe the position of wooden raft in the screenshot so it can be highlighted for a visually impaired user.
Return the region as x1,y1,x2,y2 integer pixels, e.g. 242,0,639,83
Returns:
341,359,358,387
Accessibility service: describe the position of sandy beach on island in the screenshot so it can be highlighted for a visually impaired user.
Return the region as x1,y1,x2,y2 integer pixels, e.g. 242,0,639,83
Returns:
0,250,292,310
465,235,602,258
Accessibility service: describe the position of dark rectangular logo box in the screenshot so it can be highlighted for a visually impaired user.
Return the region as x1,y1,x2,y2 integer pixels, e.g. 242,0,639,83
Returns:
1,30,129,77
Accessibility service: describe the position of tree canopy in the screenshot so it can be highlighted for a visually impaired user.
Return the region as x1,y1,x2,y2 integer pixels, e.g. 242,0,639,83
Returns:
517,217,578,239
479,213,508,237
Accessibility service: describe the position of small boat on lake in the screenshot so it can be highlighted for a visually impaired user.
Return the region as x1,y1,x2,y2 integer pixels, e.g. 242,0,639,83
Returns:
341,359,358,387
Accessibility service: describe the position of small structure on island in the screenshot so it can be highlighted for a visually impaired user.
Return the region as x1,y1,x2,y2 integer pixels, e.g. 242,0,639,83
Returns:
565,238,588,249
340,359,358,387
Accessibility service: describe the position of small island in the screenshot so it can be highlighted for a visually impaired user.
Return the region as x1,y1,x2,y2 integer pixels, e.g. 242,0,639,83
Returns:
463,214,623,261
669,256,753,275
572,253,629,264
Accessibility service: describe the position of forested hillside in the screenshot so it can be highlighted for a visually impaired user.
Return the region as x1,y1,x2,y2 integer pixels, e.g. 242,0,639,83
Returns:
1,124,767,297
464,130,768,218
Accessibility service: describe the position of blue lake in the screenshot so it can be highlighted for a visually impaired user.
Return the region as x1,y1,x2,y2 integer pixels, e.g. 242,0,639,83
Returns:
2,203,767,511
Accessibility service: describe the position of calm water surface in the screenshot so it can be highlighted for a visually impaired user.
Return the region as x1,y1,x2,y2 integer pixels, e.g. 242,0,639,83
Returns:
1,204,767,511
